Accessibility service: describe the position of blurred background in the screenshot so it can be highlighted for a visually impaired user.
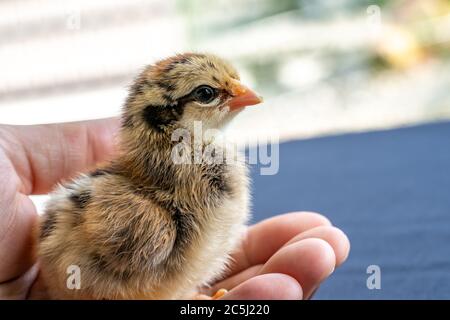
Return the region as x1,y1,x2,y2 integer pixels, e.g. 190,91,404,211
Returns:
1,0,450,140
1,0,450,299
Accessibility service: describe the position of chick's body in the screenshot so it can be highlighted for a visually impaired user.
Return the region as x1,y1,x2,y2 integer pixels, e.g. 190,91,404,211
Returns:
37,53,261,299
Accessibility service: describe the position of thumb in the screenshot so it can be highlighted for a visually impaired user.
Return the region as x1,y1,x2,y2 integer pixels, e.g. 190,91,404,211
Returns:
0,118,119,195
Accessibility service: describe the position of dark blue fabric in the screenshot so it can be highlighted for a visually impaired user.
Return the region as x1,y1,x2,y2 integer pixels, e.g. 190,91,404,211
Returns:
248,121,450,299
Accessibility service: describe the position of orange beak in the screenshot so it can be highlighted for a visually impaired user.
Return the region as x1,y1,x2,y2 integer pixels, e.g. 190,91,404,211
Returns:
228,80,263,111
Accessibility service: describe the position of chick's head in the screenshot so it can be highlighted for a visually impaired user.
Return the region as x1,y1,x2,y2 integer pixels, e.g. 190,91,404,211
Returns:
123,53,262,134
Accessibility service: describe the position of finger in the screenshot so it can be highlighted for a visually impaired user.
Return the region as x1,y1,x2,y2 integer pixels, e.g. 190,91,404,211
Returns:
220,273,303,300
0,263,39,299
229,212,331,276
0,118,119,195
0,194,37,282
205,264,263,295
208,226,349,296
27,266,50,300
258,238,336,299
282,226,350,267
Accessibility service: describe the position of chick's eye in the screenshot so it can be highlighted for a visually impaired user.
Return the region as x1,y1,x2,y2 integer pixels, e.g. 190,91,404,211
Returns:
193,85,217,104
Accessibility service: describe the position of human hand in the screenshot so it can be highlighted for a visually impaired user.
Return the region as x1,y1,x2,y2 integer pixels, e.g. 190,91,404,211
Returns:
0,120,349,299
0,119,118,299
201,212,350,300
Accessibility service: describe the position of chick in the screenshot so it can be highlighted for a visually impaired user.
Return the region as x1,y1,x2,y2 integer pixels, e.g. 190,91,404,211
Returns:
36,53,262,299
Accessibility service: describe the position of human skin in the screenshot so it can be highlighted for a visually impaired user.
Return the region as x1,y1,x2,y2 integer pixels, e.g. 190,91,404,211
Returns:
0,119,350,299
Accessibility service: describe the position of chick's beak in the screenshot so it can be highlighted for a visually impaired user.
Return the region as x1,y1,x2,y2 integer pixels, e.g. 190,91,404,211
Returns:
228,81,263,111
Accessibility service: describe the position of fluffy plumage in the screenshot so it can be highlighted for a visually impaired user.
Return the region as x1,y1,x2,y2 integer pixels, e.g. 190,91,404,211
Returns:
37,53,261,299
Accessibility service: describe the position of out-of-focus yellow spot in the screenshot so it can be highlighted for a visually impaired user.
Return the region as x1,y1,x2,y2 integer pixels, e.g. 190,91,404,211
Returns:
377,25,425,69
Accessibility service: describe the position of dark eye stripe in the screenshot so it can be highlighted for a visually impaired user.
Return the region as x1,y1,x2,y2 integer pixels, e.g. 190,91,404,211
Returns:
143,103,184,132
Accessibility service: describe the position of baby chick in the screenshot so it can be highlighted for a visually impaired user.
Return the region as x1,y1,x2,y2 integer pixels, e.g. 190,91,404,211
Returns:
36,53,262,299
